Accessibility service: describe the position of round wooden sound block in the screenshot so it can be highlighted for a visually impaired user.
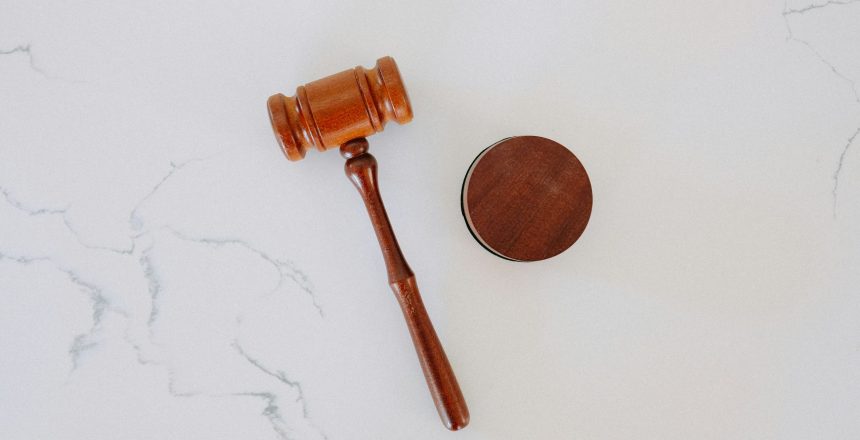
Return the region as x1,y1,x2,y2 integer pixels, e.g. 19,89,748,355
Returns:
461,136,593,262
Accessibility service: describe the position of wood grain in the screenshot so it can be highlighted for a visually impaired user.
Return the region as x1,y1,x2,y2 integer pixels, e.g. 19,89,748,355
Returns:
462,136,592,261
267,58,468,430
342,138,469,430
267,56,412,161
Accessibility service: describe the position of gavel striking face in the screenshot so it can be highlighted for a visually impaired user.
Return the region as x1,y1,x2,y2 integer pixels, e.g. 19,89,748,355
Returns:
266,57,469,430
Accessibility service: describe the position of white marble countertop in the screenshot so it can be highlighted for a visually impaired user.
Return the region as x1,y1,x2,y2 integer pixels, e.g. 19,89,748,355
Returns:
2,1,859,439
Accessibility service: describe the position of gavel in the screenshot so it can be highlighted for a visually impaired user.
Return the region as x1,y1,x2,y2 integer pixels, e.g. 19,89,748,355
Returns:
267,56,469,430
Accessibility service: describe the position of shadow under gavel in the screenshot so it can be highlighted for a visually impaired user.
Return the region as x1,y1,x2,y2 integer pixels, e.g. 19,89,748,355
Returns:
267,56,469,431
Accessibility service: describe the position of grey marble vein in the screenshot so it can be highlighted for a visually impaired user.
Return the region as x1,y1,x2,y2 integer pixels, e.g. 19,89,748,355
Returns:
784,0,860,15
0,184,134,255
782,3,860,103
782,0,860,216
232,392,294,440
0,186,68,216
234,342,304,413
3,155,326,436
0,251,49,267
165,227,323,317
166,369,200,398
129,158,206,231
232,341,329,439
0,188,129,369
67,334,98,372
63,270,113,373
832,126,860,216
138,244,163,328
0,44,47,77
0,251,119,373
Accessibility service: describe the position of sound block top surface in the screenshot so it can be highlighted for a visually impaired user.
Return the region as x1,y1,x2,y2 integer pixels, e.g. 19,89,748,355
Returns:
461,136,593,262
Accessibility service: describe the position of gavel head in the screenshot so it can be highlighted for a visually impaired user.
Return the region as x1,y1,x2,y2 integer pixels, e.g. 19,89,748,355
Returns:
267,56,413,161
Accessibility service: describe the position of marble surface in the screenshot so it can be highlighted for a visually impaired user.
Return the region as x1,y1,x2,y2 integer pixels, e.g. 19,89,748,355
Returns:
2,1,859,439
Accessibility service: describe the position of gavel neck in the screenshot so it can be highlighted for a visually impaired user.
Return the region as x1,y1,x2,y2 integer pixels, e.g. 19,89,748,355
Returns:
342,138,414,284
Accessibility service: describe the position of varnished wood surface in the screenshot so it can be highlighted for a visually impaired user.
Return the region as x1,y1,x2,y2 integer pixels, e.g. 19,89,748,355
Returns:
462,136,592,262
267,56,412,161
342,139,469,431
267,58,468,430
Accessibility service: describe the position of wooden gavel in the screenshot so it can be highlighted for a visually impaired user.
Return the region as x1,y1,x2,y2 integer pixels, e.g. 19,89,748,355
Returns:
267,56,469,430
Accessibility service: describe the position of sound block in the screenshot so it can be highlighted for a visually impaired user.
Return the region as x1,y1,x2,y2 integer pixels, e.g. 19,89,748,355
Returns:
461,136,593,262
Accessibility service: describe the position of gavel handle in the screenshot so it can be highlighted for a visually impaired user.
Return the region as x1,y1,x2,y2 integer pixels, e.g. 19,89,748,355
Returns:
341,138,469,431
